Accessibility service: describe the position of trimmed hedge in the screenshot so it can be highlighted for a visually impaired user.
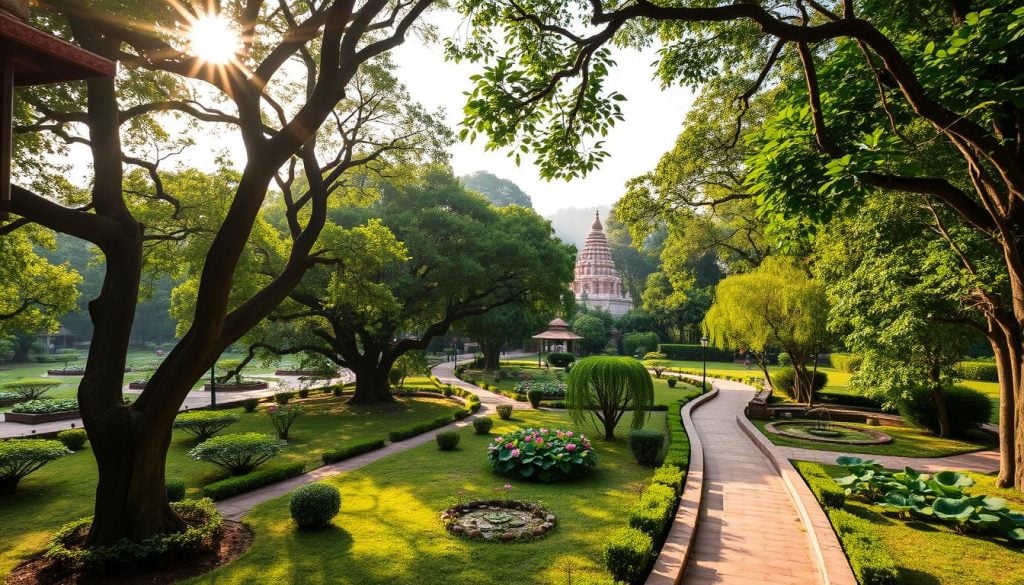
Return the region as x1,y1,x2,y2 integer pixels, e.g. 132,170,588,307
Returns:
435,431,461,450
546,352,576,368
527,389,544,408
0,379,61,400
954,361,998,382
242,398,260,412
472,417,494,434
663,400,691,469
290,482,341,529
770,368,827,397
793,461,845,509
657,343,733,362
896,385,991,437
203,461,306,500
627,483,676,540
56,429,88,451
628,430,665,466
829,509,899,585
603,527,654,585
651,465,684,497
388,414,454,442
321,438,386,465
623,332,660,357
496,404,513,419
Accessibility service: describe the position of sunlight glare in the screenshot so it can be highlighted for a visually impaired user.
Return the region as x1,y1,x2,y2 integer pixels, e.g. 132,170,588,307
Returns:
187,14,240,65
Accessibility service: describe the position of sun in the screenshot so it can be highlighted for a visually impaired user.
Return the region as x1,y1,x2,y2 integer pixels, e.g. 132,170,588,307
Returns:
187,14,240,65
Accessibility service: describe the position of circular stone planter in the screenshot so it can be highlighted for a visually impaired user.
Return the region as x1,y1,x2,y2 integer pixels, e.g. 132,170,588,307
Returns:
441,500,555,542
201,381,270,391
766,420,892,445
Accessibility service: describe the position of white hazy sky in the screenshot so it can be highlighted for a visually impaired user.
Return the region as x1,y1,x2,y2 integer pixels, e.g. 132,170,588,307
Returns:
391,10,696,216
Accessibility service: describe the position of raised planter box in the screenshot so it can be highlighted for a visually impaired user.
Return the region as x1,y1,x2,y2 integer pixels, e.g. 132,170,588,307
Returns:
47,367,132,376
127,382,147,390
201,381,269,392
4,409,81,424
274,369,334,377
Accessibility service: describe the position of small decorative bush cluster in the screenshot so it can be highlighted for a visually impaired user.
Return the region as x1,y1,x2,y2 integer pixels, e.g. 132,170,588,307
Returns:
165,478,186,502
56,429,88,451
627,430,665,466
436,431,461,450
290,482,341,529
488,427,595,483
545,352,575,368
666,378,677,388
10,398,78,414
321,439,386,465
0,379,61,400
0,439,72,493
527,389,544,408
203,462,305,500
45,499,222,572
895,385,991,437
173,411,240,442
472,417,494,435
496,404,513,420
188,432,285,475
267,403,304,439
241,398,260,412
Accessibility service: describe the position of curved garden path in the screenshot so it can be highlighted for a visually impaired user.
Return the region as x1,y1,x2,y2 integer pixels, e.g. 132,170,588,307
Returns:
681,380,821,585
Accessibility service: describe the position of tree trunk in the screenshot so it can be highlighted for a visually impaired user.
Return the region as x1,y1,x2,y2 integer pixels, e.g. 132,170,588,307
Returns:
928,353,951,438
348,354,396,405
481,343,501,370
990,320,1017,487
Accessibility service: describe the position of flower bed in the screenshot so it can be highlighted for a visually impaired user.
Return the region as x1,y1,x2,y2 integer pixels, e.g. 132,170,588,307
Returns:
5,398,81,424
513,377,566,399
202,380,270,391
488,427,595,482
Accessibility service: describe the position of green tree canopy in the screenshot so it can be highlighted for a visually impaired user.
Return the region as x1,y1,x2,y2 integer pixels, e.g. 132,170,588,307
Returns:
566,356,654,440
460,170,532,208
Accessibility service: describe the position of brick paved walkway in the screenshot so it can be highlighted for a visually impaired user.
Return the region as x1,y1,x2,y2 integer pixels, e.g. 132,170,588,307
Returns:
682,381,819,585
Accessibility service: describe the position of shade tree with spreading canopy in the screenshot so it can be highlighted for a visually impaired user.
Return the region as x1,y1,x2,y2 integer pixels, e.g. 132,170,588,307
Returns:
3,0,445,546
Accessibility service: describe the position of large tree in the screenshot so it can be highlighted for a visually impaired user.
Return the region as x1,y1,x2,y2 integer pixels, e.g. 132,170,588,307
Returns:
451,0,1024,488
237,170,575,403
460,170,533,208
3,0,439,545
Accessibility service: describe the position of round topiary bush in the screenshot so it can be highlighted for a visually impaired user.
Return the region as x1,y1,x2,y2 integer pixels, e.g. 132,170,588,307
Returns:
667,378,677,388
488,427,595,482
188,433,286,475
0,439,72,493
436,431,461,451
56,429,88,451
496,404,513,420
166,477,186,502
896,385,992,437
289,482,341,529
527,389,544,408
546,352,576,368
628,430,665,466
769,367,827,399
173,410,240,442
242,398,260,413
473,417,494,434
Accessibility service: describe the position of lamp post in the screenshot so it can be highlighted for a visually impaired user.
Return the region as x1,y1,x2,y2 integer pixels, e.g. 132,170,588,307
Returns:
700,336,709,394
209,363,216,409
453,336,458,369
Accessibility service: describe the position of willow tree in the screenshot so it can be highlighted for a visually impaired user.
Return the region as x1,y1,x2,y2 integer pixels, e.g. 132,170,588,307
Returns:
566,356,654,440
704,257,829,404
4,0,438,546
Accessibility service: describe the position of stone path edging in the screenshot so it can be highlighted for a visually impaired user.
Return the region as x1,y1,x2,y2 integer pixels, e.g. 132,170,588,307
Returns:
775,443,1000,473
646,387,719,585
737,414,857,585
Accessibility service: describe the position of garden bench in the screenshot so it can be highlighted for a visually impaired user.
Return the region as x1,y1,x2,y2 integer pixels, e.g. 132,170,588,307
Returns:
746,388,771,420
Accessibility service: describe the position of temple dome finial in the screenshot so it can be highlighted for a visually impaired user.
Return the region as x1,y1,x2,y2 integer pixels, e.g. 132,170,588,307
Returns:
591,209,602,231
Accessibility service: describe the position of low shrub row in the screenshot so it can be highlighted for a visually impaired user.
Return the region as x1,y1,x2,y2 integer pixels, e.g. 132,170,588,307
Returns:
793,461,845,509
828,509,899,585
388,414,456,442
321,438,386,465
656,343,734,362
953,360,999,382
202,461,306,500
663,399,691,469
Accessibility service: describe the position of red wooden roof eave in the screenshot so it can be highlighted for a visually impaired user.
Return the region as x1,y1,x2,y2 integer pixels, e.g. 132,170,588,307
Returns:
0,12,116,85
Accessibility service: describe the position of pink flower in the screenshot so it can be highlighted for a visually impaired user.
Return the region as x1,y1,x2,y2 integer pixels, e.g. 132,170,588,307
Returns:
511,448,521,458
539,428,549,434
557,431,565,439
566,431,574,438
535,438,544,447
524,436,532,443
505,442,515,449
494,437,504,443
566,443,577,452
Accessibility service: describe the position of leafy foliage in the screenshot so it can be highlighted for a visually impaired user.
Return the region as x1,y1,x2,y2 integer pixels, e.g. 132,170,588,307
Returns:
565,357,654,440
56,429,88,452
435,431,461,451
488,427,596,483
267,404,304,440
460,170,532,208
202,462,305,501
172,411,240,442
0,439,72,493
602,527,654,585
627,430,665,466
0,379,61,400
545,352,575,368
188,433,285,475
472,417,494,435
10,398,78,414
290,482,341,530
321,439,386,465
895,385,992,438
627,484,675,540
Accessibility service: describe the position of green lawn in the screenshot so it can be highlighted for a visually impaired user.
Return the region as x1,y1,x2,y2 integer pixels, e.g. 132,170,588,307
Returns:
751,419,995,457
182,409,669,585
796,462,1024,585
0,394,463,578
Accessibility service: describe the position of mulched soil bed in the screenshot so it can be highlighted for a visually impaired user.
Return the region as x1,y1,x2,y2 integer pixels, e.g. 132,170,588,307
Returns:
6,521,252,585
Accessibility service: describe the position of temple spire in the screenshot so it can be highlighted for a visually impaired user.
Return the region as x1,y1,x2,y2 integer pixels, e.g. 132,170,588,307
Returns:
570,208,633,317
591,209,602,231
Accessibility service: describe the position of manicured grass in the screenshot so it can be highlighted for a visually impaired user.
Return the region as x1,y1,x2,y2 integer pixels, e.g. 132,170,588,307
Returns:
751,419,995,457
182,409,670,585
796,462,1024,585
0,395,462,578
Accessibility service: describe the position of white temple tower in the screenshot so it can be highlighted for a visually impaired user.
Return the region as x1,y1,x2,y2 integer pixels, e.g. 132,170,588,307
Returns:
569,210,634,317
